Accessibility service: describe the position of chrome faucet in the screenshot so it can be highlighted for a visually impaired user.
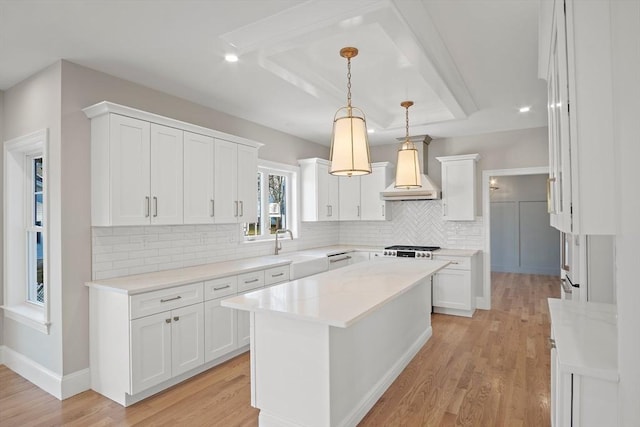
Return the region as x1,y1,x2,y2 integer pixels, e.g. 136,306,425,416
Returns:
274,229,293,255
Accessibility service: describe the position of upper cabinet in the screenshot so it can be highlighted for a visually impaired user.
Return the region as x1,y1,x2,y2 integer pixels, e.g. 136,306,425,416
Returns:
437,154,480,221
299,158,340,222
339,162,393,221
84,102,261,227
539,0,616,234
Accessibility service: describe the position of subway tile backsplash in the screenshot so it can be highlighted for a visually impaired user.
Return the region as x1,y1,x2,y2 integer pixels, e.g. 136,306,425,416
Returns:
92,200,483,280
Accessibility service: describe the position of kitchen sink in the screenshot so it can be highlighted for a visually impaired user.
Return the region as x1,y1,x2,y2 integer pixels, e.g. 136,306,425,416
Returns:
283,254,329,280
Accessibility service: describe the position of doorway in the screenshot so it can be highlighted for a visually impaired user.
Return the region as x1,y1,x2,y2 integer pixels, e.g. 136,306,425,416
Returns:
477,166,559,310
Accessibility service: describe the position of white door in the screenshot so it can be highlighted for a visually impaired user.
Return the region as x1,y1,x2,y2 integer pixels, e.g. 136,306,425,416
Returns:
130,312,172,394
109,114,151,225
171,303,204,377
204,298,238,362
150,123,183,225
237,144,258,224
360,167,387,220
432,269,471,310
183,132,214,224
339,176,361,220
214,139,238,223
442,160,474,220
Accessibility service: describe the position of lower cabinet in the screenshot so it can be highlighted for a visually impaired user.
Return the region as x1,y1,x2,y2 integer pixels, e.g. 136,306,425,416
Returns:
89,263,291,406
432,252,478,317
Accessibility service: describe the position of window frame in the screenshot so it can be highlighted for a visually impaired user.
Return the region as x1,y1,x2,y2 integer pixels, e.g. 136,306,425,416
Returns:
2,129,50,334
244,160,299,242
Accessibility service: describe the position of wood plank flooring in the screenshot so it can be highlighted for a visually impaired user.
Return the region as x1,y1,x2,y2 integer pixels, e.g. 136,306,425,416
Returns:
0,272,559,427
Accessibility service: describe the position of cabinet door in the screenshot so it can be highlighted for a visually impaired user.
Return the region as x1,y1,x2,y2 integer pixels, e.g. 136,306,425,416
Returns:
432,269,471,310
214,139,239,223
171,303,204,376
361,166,389,221
204,298,238,362
441,160,475,221
316,163,332,221
339,176,361,220
327,173,340,221
237,144,258,224
183,132,214,224
131,311,172,394
349,252,370,264
150,123,183,225
110,114,151,225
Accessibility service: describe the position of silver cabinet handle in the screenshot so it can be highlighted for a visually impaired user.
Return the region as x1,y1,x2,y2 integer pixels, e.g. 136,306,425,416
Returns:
239,200,244,217
443,202,447,216
234,201,239,217
153,196,158,217
272,272,284,277
211,200,215,217
213,285,230,291
330,256,351,263
547,177,556,214
382,205,384,217
548,337,556,349
244,278,259,284
165,318,171,324
160,295,182,303
357,205,360,217
173,316,179,321
327,205,331,217
450,261,460,265
145,196,150,218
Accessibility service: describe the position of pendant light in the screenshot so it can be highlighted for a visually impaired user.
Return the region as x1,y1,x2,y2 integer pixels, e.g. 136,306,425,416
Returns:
395,101,422,188
329,47,372,176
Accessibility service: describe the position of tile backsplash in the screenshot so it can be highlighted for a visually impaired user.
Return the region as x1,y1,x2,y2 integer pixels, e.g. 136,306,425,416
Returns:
92,200,483,280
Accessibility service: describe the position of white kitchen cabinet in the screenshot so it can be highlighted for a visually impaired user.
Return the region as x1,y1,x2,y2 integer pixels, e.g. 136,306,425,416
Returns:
93,115,184,226
539,0,616,234
339,176,361,220
348,252,370,264
361,163,393,220
339,162,393,221
204,297,237,362
436,154,480,221
548,299,618,427
130,301,203,394
298,158,339,221
215,139,259,224
84,102,262,227
183,132,215,224
432,252,478,317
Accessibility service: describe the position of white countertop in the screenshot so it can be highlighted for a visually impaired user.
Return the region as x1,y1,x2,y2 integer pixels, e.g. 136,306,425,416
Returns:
548,298,618,382
222,258,449,328
87,256,291,295
434,248,480,257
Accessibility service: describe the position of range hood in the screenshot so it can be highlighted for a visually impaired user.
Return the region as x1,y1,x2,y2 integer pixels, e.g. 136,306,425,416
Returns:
381,135,441,200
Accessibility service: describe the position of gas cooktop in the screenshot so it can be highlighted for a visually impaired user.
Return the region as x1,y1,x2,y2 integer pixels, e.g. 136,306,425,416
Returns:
384,245,441,251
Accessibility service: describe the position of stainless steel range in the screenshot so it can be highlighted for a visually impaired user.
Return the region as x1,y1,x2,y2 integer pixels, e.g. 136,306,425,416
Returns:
382,245,441,259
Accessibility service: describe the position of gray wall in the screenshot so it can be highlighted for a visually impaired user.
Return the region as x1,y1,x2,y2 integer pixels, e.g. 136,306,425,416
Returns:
370,126,549,214
489,174,560,275
3,62,64,374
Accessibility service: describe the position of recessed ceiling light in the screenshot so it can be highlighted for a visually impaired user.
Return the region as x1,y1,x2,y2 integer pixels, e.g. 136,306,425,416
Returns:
225,54,239,63
519,106,531,113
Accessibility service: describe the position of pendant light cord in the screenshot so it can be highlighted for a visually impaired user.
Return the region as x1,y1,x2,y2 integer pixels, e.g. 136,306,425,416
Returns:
346,57,352,108
405,103,409,141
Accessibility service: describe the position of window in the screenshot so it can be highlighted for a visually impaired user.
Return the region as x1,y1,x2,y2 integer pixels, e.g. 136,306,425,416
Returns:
27,156,45,304
244,161,298,240
3,129,50,333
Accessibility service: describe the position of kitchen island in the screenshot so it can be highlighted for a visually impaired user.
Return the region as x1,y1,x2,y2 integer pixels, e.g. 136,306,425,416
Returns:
222,258,449,427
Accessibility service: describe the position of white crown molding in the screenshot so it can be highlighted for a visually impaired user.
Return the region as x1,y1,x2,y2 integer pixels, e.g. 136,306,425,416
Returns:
82,101,264,150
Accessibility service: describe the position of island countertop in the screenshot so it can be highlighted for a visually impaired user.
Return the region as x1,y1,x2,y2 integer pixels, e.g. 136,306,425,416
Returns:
222,258,449,328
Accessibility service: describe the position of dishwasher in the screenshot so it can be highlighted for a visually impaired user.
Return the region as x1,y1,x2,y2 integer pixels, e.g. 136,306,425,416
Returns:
327,252,351,270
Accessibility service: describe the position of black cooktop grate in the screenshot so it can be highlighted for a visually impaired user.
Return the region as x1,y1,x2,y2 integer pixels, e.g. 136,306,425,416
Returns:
384,245,441,251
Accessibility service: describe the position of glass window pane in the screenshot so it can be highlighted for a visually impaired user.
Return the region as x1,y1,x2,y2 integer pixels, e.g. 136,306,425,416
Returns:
268,174,287,234
27,231,45,304
34,158,43,192
35,194,43,226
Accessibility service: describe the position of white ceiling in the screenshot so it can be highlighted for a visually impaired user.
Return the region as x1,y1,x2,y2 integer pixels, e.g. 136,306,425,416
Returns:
0,0,547,145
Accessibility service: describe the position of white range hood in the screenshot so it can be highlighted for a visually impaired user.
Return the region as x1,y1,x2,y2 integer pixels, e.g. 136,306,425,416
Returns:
381,136,441,200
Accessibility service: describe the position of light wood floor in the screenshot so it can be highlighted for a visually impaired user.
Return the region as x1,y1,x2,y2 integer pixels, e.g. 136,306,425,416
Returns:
0,272,558,427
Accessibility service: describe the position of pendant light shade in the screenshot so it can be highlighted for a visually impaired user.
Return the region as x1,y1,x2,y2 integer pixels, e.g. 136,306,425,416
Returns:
395,101,422,188
329,47,372,177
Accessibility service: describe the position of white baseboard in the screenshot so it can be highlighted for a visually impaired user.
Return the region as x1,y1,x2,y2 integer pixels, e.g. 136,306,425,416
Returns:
1,346,90,400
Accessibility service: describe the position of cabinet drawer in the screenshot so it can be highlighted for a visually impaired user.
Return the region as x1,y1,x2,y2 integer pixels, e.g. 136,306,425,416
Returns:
130,282,203,319
237,270,265,292
265,265,290,286
434,255,471,270
204,276,238,300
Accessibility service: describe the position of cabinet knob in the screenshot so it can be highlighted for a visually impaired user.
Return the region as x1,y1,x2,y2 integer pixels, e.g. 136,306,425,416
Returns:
173,316,179,322
165,318,171,324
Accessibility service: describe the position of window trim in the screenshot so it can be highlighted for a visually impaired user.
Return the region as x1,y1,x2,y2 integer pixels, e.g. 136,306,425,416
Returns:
244,160,299,242
2,129,50,334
